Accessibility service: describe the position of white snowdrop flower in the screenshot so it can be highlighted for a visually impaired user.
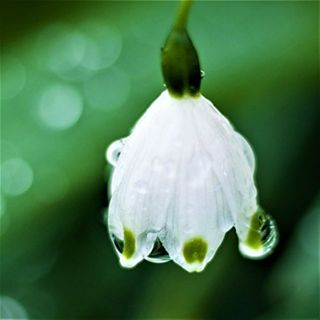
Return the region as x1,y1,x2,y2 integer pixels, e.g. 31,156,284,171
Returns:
106,90,277,272
105,0,278,272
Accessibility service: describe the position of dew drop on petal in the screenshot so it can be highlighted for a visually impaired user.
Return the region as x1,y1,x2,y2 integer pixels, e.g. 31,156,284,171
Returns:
106,138,126,166
145,238,171,264
110,233,124,255
239,209,279,259
134,180,148,195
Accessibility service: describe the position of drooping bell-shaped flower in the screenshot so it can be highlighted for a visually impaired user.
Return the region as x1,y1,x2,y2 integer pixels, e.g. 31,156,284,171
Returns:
105,0,278,272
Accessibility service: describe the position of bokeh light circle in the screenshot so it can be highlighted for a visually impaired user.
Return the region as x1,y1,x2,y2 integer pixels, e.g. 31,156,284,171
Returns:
84,67,130,111
1,158,34,196
38,83,83,130
36,24,86,74
0,296,28,319
80,22,122,71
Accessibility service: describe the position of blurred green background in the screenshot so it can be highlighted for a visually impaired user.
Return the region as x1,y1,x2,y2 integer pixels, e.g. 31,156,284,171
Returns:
0,1,319,319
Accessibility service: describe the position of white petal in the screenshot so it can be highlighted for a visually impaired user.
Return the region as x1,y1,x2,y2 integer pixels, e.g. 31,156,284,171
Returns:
159,150,227,272
107,90,261,270
234,132,256,171
196,97,259,242
153,92,258,271
108,193,158,268
107,92,181,267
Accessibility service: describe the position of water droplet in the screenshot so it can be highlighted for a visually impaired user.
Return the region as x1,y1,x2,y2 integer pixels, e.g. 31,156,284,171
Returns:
111,234,124,255
239,209,278,259
106,138,127,166
145,238,171,264
163,83,167,88
134,180,148,195
1,158,34,196
200,70,205,78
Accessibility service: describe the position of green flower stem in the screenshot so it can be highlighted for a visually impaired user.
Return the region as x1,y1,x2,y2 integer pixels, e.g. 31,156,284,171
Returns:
161,0,202,97
174,0,192,30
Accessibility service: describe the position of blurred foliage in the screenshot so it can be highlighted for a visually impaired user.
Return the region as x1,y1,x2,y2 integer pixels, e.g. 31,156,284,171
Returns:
0,1,319,319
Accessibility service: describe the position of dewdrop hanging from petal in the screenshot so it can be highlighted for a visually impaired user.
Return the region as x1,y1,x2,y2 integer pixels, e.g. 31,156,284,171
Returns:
105,0,278,273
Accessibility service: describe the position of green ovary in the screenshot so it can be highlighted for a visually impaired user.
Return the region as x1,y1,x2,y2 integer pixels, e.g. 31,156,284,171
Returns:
123,228,136,259
183,237,208,263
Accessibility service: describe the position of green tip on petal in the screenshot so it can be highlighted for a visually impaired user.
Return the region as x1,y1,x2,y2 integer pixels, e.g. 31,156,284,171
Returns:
123,227,136,259
183,237,208,263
